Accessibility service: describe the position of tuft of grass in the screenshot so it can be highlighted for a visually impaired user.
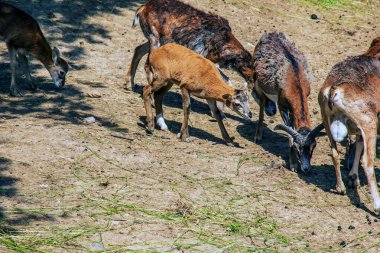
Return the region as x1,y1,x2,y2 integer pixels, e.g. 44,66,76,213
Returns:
300,0,353,7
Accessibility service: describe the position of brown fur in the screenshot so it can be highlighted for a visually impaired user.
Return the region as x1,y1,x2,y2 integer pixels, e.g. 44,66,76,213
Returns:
253,33,311,138
126,0,253,89
319,37,380,211
0,3,69,96
143,43,251,145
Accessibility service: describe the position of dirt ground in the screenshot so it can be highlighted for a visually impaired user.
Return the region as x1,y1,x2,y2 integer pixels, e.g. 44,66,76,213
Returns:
0,0,379,252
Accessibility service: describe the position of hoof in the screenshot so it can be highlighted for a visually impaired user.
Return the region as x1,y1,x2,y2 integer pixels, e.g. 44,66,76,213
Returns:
347,174,360,189
177,133,191,142
28,83,38,91
336,184,347,195
254,135,262,144
10,87,23,97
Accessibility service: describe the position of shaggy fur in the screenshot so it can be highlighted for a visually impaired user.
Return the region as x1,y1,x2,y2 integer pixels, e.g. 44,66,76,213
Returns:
325,56,380,92
253,32,309,97
253,32,311,131
318,37,380,211
127,0,254,88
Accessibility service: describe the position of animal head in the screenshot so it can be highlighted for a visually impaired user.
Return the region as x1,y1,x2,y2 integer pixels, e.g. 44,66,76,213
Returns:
275,124,324,173
366,37,380,58
49,47,69,88
223,89,252,120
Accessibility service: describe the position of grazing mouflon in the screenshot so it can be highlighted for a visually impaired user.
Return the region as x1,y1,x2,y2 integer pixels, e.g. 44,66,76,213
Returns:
0,3,69,96
253,32,323,172
319,37,380,211
126,0,254,90
143,43,252,146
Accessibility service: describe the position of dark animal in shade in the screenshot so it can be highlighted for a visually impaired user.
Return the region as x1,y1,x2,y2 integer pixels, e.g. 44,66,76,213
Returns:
0,3,69,96
252,32,323,172
126,0,254,89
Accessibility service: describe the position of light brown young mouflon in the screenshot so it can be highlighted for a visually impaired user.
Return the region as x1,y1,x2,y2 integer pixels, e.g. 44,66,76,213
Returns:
319,37,380,212
252,32,323,172
143,43,252,146
0,3,69,96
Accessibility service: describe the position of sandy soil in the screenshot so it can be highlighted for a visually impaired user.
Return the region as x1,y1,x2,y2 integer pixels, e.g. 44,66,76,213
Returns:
0,0,380,252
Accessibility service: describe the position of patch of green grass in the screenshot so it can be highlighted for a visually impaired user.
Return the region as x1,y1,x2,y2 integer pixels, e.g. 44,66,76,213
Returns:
300,0,353,7
299,0,353,8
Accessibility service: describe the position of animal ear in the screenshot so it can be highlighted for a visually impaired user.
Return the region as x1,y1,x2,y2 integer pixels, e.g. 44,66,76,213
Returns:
222,94,233,101
52,47,60,64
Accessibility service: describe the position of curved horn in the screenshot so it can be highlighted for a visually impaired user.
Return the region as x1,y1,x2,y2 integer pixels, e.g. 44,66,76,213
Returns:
274,124,304,143
307,123,325,142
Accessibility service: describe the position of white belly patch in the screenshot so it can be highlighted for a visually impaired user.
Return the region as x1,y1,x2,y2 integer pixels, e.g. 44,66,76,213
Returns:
330,119,348,142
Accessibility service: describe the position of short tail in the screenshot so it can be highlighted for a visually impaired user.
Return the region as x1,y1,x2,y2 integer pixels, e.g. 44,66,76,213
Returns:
132,5,145,28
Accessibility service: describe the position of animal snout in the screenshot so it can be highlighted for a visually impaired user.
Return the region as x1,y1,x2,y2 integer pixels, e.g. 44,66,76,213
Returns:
248,111,253,118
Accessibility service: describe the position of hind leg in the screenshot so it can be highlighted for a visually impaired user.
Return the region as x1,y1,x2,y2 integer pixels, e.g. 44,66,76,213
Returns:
154,83,173,130
126,42,149,90
348,135,363,188
360,127,380,211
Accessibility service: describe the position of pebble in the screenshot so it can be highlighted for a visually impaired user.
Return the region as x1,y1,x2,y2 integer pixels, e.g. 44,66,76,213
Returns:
311,14,318,20
86,90,102,98
83,116,96,124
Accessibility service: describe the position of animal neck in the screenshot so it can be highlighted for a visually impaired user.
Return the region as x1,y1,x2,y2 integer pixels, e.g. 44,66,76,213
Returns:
204,78,235,102
289,101,311,131
31,32,54,70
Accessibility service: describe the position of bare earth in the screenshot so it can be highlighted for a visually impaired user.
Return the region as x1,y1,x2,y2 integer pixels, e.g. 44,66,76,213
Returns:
0,0,380,252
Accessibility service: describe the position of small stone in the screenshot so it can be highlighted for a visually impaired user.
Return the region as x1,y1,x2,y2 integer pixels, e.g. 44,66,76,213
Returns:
83,116,96,124
86,90,102,98
310,14,318,20
337,225,342,231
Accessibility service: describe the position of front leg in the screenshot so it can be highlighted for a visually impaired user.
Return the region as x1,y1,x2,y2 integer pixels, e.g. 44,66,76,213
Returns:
18,53,37,91
7,45,23,96
254,95,265,143
207,99,234,146
179,88,191,142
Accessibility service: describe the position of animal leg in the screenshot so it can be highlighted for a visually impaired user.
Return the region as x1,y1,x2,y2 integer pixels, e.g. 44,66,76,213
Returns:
7,44,22,96
207,99,234,146
154,83,173,131
254,95,265,143
126,42,149,90
18,52,36,91
179,88,191,142
348,135,363,188
361,128,380,212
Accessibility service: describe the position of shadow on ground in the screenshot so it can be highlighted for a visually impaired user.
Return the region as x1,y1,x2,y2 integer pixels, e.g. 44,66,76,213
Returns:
0,1,136,132
0,156,54,235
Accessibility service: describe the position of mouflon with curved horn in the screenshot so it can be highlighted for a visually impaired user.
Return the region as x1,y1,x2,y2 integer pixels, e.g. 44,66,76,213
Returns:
253,32,324,172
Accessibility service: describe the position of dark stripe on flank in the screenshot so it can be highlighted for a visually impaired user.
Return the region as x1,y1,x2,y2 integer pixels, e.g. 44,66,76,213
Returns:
284,49,306,120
